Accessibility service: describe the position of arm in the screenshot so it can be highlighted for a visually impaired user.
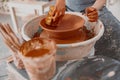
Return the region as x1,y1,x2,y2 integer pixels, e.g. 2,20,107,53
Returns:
52,0,66,21
53,0,106,22
92,0,106,10
86,0,106,22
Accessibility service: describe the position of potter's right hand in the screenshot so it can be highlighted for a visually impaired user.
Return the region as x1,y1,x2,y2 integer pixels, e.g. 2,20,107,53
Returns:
85,7,98,22
52,0,66,22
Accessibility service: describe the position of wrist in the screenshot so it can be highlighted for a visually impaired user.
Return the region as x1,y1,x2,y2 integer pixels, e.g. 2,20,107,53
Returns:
56,0,65,3
91,5,98,10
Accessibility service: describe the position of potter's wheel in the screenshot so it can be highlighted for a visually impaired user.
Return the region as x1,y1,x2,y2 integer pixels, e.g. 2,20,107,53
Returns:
40,13,86,40
39,13,96,44
22,12,104,61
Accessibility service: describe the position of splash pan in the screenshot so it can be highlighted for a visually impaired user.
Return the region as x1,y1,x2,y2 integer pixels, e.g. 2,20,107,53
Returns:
22,12,104,61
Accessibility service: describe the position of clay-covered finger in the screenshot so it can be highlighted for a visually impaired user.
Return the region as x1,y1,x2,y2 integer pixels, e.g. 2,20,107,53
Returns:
88,14,98,21
87,11,98,16
89,19,98,22
48,10,53,16
50,5,55,11
86,7,96,12
87,15,98,18
61,8,65,16
52,6,57,16
45,15,52,25
52,12,59,22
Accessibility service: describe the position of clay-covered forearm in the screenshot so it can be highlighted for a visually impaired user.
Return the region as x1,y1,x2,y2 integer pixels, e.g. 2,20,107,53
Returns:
56,0,65,4
53,0,66,21
56,0,65,2
92,0,106,10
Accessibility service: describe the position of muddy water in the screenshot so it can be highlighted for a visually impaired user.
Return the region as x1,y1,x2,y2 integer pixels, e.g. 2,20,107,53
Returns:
24,48,50,57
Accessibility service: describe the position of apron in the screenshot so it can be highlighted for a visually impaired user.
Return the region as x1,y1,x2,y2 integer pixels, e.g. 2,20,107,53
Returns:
66,0,120,61
66,0,95,12
96,7,120,61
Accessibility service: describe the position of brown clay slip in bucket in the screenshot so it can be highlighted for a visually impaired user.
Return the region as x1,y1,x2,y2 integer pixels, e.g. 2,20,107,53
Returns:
20,37,57,80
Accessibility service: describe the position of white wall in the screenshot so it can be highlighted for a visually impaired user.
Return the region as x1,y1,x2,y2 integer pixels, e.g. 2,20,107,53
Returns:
106,0,120,21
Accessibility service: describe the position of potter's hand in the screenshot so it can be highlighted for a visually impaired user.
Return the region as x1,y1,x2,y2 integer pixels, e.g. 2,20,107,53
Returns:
52,0,66,22
85,7,98,22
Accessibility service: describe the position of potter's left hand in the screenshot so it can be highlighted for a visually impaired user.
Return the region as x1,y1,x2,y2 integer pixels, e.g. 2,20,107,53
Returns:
85,7,98,22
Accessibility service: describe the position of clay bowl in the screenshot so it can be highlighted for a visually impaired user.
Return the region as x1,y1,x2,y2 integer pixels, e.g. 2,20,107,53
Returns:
39,12,85,39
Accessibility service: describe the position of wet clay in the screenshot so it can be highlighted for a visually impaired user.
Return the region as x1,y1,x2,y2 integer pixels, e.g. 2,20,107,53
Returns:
85,7,98,22
40,14,85,39
39,26,94,44
25,48,50,57
38,14,94,44
41,14,84,30
20,38,56,80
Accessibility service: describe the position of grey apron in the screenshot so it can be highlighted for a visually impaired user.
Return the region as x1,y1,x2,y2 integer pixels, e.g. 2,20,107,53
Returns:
66,0,120,60
66,0,95,12
96,7,120,61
